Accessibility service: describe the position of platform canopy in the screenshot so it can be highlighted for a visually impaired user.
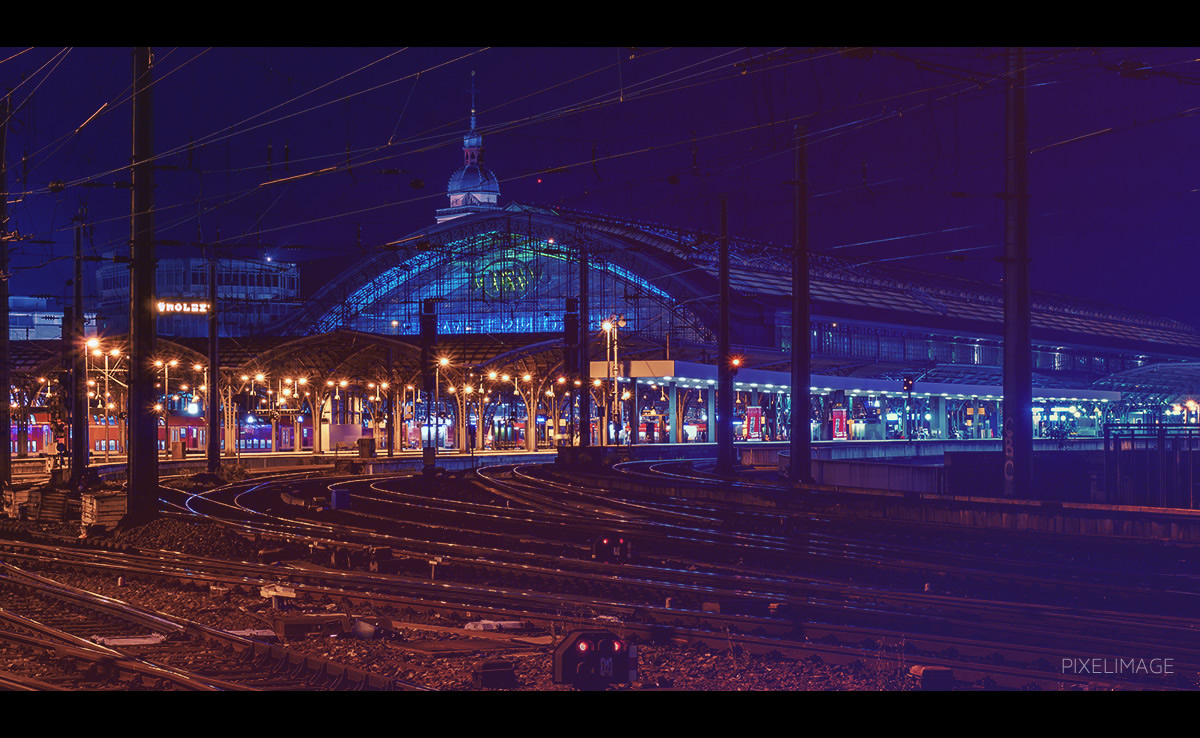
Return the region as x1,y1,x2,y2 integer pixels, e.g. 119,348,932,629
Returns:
1092,362,1200,405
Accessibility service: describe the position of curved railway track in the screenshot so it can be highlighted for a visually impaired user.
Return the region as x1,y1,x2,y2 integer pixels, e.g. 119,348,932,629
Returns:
6,461,1199,690
158,468,1200,687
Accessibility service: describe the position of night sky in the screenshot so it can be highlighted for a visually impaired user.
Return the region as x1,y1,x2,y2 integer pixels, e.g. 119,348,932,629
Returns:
3,46,1199,326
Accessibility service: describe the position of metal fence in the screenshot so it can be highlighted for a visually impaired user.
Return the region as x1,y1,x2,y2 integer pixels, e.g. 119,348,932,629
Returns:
1103,423,1200,509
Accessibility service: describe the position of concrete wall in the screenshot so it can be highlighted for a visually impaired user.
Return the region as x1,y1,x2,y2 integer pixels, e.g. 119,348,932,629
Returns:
810,458,944,495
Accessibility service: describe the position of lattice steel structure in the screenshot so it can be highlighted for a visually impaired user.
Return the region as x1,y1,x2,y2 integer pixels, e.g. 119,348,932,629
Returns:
283,204,717,352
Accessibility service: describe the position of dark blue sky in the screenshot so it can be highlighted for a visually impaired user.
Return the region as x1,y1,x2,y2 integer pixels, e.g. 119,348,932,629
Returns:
3,46,1199,325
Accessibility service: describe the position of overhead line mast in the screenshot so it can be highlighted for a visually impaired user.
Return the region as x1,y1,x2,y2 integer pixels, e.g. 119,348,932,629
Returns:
1,96,10,489
127,47,159,525
1002,47,1033,499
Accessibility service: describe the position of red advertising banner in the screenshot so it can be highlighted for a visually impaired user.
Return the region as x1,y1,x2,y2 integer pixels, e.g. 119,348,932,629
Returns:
832,407,848,440
746,406,763,441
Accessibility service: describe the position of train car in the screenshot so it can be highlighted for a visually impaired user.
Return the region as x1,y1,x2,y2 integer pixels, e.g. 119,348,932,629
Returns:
16,409,385,457
10,409,55,456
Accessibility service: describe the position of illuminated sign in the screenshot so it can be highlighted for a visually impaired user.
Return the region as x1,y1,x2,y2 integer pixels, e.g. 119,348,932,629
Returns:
156,300,211,314
474,258,537,300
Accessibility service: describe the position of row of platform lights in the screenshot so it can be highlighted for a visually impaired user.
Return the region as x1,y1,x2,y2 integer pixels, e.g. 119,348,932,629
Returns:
33,331,1191,445
15,344,1125,415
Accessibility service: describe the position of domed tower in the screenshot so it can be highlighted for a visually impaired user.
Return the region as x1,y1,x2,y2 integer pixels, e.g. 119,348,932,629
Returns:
436,72,501,223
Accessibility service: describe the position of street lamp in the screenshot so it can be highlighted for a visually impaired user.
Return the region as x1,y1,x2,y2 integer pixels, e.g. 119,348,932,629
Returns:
602,315,626,445
89,342,125,463
154,358,179,409
404,384,415,450
436,357,449,449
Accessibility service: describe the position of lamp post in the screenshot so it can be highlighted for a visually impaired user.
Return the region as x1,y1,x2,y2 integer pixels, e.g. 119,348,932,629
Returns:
436,357,448,449
602,316,626,446
286,377,310,452
404,384,414,450
190,362,209,457
514,373,534,451
154,359,179,457
88,340,125,463
425,358,449,454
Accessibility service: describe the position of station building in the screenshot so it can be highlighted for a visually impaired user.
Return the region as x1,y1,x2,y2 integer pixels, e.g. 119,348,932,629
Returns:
95,254,303,338
13,105,1200,460
258,113,1200,450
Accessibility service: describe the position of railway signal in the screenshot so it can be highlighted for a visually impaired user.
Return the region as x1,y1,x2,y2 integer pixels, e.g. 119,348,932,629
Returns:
592,534,631,563
553,630,637,689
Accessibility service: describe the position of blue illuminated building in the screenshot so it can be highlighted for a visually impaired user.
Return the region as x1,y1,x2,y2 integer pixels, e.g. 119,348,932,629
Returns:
273,103,1200,444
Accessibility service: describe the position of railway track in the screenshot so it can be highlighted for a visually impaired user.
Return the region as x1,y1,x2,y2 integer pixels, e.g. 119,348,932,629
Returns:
8,462,1199,690
2,532,1189,691
0,562,428,691
152,481,1200,686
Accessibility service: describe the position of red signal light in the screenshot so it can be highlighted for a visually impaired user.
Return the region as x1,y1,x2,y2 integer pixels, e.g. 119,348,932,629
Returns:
577,640,592,653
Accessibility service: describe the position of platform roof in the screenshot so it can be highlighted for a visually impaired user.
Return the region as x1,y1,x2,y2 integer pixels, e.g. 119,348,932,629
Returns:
589,359,1121,404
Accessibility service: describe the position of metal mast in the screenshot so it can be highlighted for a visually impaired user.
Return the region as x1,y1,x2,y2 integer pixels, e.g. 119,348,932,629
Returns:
1002,47,1033,499
789,124,813,485
126,47,158,524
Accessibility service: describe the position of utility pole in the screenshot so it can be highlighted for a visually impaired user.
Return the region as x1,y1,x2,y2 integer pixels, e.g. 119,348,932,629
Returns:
577,225,591,451
716,196,735,475
70,211,87,488
1003,47,1033,499
126,47,158,524
0,95,11,489
206,244,220,473
386,346,395,458
789,124,813,485
420,297,438,476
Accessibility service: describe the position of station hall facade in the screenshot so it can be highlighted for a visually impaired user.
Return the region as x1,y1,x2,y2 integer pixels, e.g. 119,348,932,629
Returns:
257,118,1200,452
13,109,1200,465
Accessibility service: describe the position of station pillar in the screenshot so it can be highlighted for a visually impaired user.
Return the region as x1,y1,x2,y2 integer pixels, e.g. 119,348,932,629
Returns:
669,381,680,443
629,380,639,445
706,386,716,444
929,396,946,439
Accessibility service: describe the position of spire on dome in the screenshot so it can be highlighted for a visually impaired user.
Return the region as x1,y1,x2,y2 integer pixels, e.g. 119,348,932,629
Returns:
436,70,501,224
470,69,477,133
